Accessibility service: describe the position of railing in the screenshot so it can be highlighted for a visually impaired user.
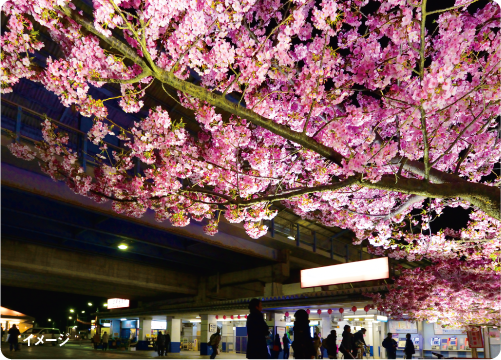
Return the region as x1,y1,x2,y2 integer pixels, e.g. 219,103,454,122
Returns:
1,98,123,171
2,99,372,260
179,335,249,354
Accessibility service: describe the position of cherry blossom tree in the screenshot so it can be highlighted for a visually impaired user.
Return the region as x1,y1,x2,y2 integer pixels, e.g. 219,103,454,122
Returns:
2,0,500,326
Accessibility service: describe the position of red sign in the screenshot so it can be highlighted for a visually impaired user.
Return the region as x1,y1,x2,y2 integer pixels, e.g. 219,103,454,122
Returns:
467,329,484,348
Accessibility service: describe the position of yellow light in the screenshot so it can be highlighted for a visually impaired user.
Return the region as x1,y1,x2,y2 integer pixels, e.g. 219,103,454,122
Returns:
118,244,128,250
48,319,51,322
70,309,74,313
88,303,92,306
69,317,72,319
81,311,85,313
103,303,108,307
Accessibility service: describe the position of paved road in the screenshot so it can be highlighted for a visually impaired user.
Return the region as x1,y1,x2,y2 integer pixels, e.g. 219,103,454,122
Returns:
1,342,247,359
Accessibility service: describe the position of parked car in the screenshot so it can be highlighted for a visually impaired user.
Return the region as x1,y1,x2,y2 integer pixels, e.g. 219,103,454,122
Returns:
21,328,62,346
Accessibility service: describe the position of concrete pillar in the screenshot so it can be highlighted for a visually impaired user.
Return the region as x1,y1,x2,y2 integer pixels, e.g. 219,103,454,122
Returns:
264,282,283,297
320,314,331,338
222,321,234,353
138,317,152,341
110,320,121,338
200,315,217,355
166,317,181,353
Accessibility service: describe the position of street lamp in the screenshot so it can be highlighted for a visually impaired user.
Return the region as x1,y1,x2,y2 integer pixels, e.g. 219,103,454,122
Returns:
81,311,85,313
70,309,74,313
88,303,92,306
69,317,72,320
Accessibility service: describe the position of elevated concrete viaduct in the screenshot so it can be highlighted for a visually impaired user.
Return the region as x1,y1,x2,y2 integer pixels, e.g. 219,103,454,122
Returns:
1,91,418,303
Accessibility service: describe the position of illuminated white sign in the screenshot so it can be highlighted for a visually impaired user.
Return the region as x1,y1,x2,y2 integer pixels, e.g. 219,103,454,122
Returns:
151,320,167,330
376,315,388,322
107,298,130,309
300,257,389,288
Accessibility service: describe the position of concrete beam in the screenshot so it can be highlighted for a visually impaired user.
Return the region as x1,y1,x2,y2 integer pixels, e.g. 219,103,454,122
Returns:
208,262,289,290
1,239,198,298
1,160,278,262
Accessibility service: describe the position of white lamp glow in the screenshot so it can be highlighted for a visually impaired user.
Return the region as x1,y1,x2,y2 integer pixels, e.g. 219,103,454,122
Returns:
301,257,389,288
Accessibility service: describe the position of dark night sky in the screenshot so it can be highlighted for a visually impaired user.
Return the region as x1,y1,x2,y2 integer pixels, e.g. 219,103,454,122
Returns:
2,286,107,332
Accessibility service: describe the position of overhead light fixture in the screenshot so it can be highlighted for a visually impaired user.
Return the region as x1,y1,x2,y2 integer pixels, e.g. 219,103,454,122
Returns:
190,320,201,323
81,311,85,313
48,319,51,322
121,318,127,321
69,317,72,320
88,303,93,306
70,309,74,313
118,244,128,250
287,236,295,240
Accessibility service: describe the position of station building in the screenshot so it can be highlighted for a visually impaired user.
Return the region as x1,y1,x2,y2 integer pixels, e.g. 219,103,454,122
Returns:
0,307,35,337
94,285,499,359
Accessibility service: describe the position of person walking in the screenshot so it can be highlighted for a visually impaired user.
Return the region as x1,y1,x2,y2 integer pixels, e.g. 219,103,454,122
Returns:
291,309,315,359
340,325,354,359
0,324,5,346
404,334,415,359
325,330,337,359
313,333,322,359
165,331,171,356
210,327,222,359
382,333,397,359
157,330,166,356
246,298,270,359
102,331,109,351
93,331,101,350
271,334,282,359
283,333,291,359
7,324,20,352
352,328,367,358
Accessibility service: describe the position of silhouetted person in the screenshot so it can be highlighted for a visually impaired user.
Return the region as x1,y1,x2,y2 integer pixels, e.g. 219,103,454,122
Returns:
340,325,354,359
404,334,415,359
93,331,101,349
382,333,397,359
291,309,315,359
353,328,366,358
246,298,270,359
283,333,290,359
8,324,20,352
271,334,282,359
157,330,166,356
165,332,171,355
326,330,337,359
210,327,221,359
102,331,109,351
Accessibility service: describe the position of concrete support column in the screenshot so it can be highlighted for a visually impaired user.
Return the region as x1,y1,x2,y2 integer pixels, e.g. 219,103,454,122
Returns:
222,321,234,353
138,317,152,341
166,317,181,353
200,315,217,355
264,282,283,297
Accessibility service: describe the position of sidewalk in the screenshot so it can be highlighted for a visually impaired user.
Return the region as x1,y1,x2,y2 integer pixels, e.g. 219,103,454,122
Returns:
2,341,248,359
